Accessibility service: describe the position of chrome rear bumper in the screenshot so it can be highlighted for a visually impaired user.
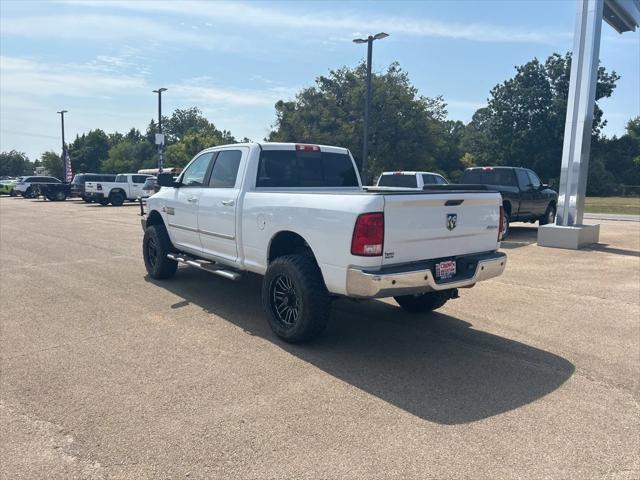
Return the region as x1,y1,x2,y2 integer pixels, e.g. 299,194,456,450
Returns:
346,251,506,298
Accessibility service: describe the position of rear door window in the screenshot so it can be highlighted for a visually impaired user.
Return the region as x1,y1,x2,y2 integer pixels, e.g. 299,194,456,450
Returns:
209,150,241,188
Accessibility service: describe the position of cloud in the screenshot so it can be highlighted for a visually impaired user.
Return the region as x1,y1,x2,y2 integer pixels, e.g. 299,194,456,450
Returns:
0,13,251,52
169,77,297,107
60,0,569,44
0,56,147,98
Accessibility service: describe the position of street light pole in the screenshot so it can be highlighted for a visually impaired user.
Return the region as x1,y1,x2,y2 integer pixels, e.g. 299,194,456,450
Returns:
353,32,388,184
152,88,167,173
57,110,68,180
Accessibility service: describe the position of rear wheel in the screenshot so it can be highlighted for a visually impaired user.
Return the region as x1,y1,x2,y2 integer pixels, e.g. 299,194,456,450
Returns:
110,191,125,206
25,187,35,198
394,291,452,313
262,254,330,343
501,208,510,240
143,225,177,279
539,204,556,226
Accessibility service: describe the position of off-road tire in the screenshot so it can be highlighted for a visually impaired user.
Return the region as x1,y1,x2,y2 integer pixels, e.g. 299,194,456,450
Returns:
539,204,556,226
501,209,510,240
394,291,451,313
110,191,125,206
143,225,178,279
262,254,331,343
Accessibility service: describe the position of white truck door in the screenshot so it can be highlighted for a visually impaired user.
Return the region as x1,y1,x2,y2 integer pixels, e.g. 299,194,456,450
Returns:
165,152,214,252
198,148,246,263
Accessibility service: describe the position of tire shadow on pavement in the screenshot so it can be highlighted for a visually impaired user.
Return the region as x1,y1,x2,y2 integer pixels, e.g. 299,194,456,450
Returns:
145,269,575,425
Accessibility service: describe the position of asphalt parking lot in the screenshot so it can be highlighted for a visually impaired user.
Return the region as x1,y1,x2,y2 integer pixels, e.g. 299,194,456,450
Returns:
1,196,638,479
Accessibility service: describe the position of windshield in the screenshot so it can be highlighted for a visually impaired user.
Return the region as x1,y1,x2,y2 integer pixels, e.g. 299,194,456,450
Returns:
142,177,156,189
378,174,418,188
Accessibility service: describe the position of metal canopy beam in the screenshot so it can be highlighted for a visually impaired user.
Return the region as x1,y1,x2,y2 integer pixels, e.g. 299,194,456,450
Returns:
539,0,639,248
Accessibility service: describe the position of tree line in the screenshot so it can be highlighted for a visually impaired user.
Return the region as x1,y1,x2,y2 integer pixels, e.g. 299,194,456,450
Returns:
1,51,638,195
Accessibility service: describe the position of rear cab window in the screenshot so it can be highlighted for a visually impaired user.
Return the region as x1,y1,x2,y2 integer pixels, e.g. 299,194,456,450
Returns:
462,168,517,187
115,175,128,183
256,147,358,188
378,174,418,188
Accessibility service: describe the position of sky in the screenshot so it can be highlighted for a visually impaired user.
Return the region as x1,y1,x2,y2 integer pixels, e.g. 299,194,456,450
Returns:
1,0,638,160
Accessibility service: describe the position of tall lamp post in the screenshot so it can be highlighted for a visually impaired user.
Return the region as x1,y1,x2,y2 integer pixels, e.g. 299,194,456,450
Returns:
57,110,68,180
353,32,388,184
152,88,167,173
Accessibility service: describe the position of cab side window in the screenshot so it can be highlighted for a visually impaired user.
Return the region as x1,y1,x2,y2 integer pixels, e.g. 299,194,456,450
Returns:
182,153,214,187
209,150,241,188
527,170,541,189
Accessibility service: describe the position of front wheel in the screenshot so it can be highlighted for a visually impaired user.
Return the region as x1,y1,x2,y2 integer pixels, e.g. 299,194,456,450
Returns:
394,291,452,313
143,225,178,279
539,204,556,226
262,255,331,343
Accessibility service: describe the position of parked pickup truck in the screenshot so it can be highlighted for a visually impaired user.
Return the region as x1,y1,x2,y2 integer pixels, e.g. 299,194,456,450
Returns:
377,171,448,189
460,167,558,238
85,173,151,206
141,143,507,342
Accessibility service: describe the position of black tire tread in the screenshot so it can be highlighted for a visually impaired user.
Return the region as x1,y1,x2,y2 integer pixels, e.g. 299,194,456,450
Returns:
143,224,178,279
262,254,331,343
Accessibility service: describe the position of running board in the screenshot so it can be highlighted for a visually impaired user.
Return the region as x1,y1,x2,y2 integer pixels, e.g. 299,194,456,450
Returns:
167,253,241,281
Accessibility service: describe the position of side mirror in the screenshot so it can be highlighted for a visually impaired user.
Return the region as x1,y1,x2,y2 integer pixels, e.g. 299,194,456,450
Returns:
157,173,176,187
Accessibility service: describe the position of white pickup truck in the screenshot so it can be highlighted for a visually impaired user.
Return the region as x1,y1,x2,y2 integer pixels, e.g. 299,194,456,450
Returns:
85,173,151,206
141,143,506,342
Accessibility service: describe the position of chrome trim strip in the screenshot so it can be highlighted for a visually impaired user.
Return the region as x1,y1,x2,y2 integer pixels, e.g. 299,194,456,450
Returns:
198,228,235,240
168,223,198,233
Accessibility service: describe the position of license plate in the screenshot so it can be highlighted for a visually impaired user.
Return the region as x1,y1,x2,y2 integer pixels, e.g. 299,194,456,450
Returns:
435,260,456,280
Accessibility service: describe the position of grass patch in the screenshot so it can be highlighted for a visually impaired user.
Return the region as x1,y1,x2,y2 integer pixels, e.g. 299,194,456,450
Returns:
585,197,640,215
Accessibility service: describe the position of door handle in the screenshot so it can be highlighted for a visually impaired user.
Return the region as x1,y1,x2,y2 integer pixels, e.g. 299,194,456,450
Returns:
187,196,198,203
221,200,235,206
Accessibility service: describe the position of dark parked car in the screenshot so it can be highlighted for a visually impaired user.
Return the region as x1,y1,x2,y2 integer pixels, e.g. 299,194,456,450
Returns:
39,182,72,201
460,167,558,238
70,173,117,201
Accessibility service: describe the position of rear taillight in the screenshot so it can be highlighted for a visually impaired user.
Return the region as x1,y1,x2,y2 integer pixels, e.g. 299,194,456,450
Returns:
97,183,102,191
351,212,384,256
498,206,504,241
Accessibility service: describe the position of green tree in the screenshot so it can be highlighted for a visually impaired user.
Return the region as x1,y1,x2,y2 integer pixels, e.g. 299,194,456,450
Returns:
68,129,110,174
269,62,445,182
461,52,620,183
0,150,32,176
101,135,156,174
40,151,63,179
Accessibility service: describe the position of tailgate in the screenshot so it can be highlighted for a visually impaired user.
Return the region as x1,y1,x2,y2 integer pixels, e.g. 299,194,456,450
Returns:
85,182,98,193
382,192,501,265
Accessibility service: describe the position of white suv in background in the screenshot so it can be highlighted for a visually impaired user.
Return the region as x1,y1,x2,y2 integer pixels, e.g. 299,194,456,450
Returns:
376,171,448,189
14,176,62,198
